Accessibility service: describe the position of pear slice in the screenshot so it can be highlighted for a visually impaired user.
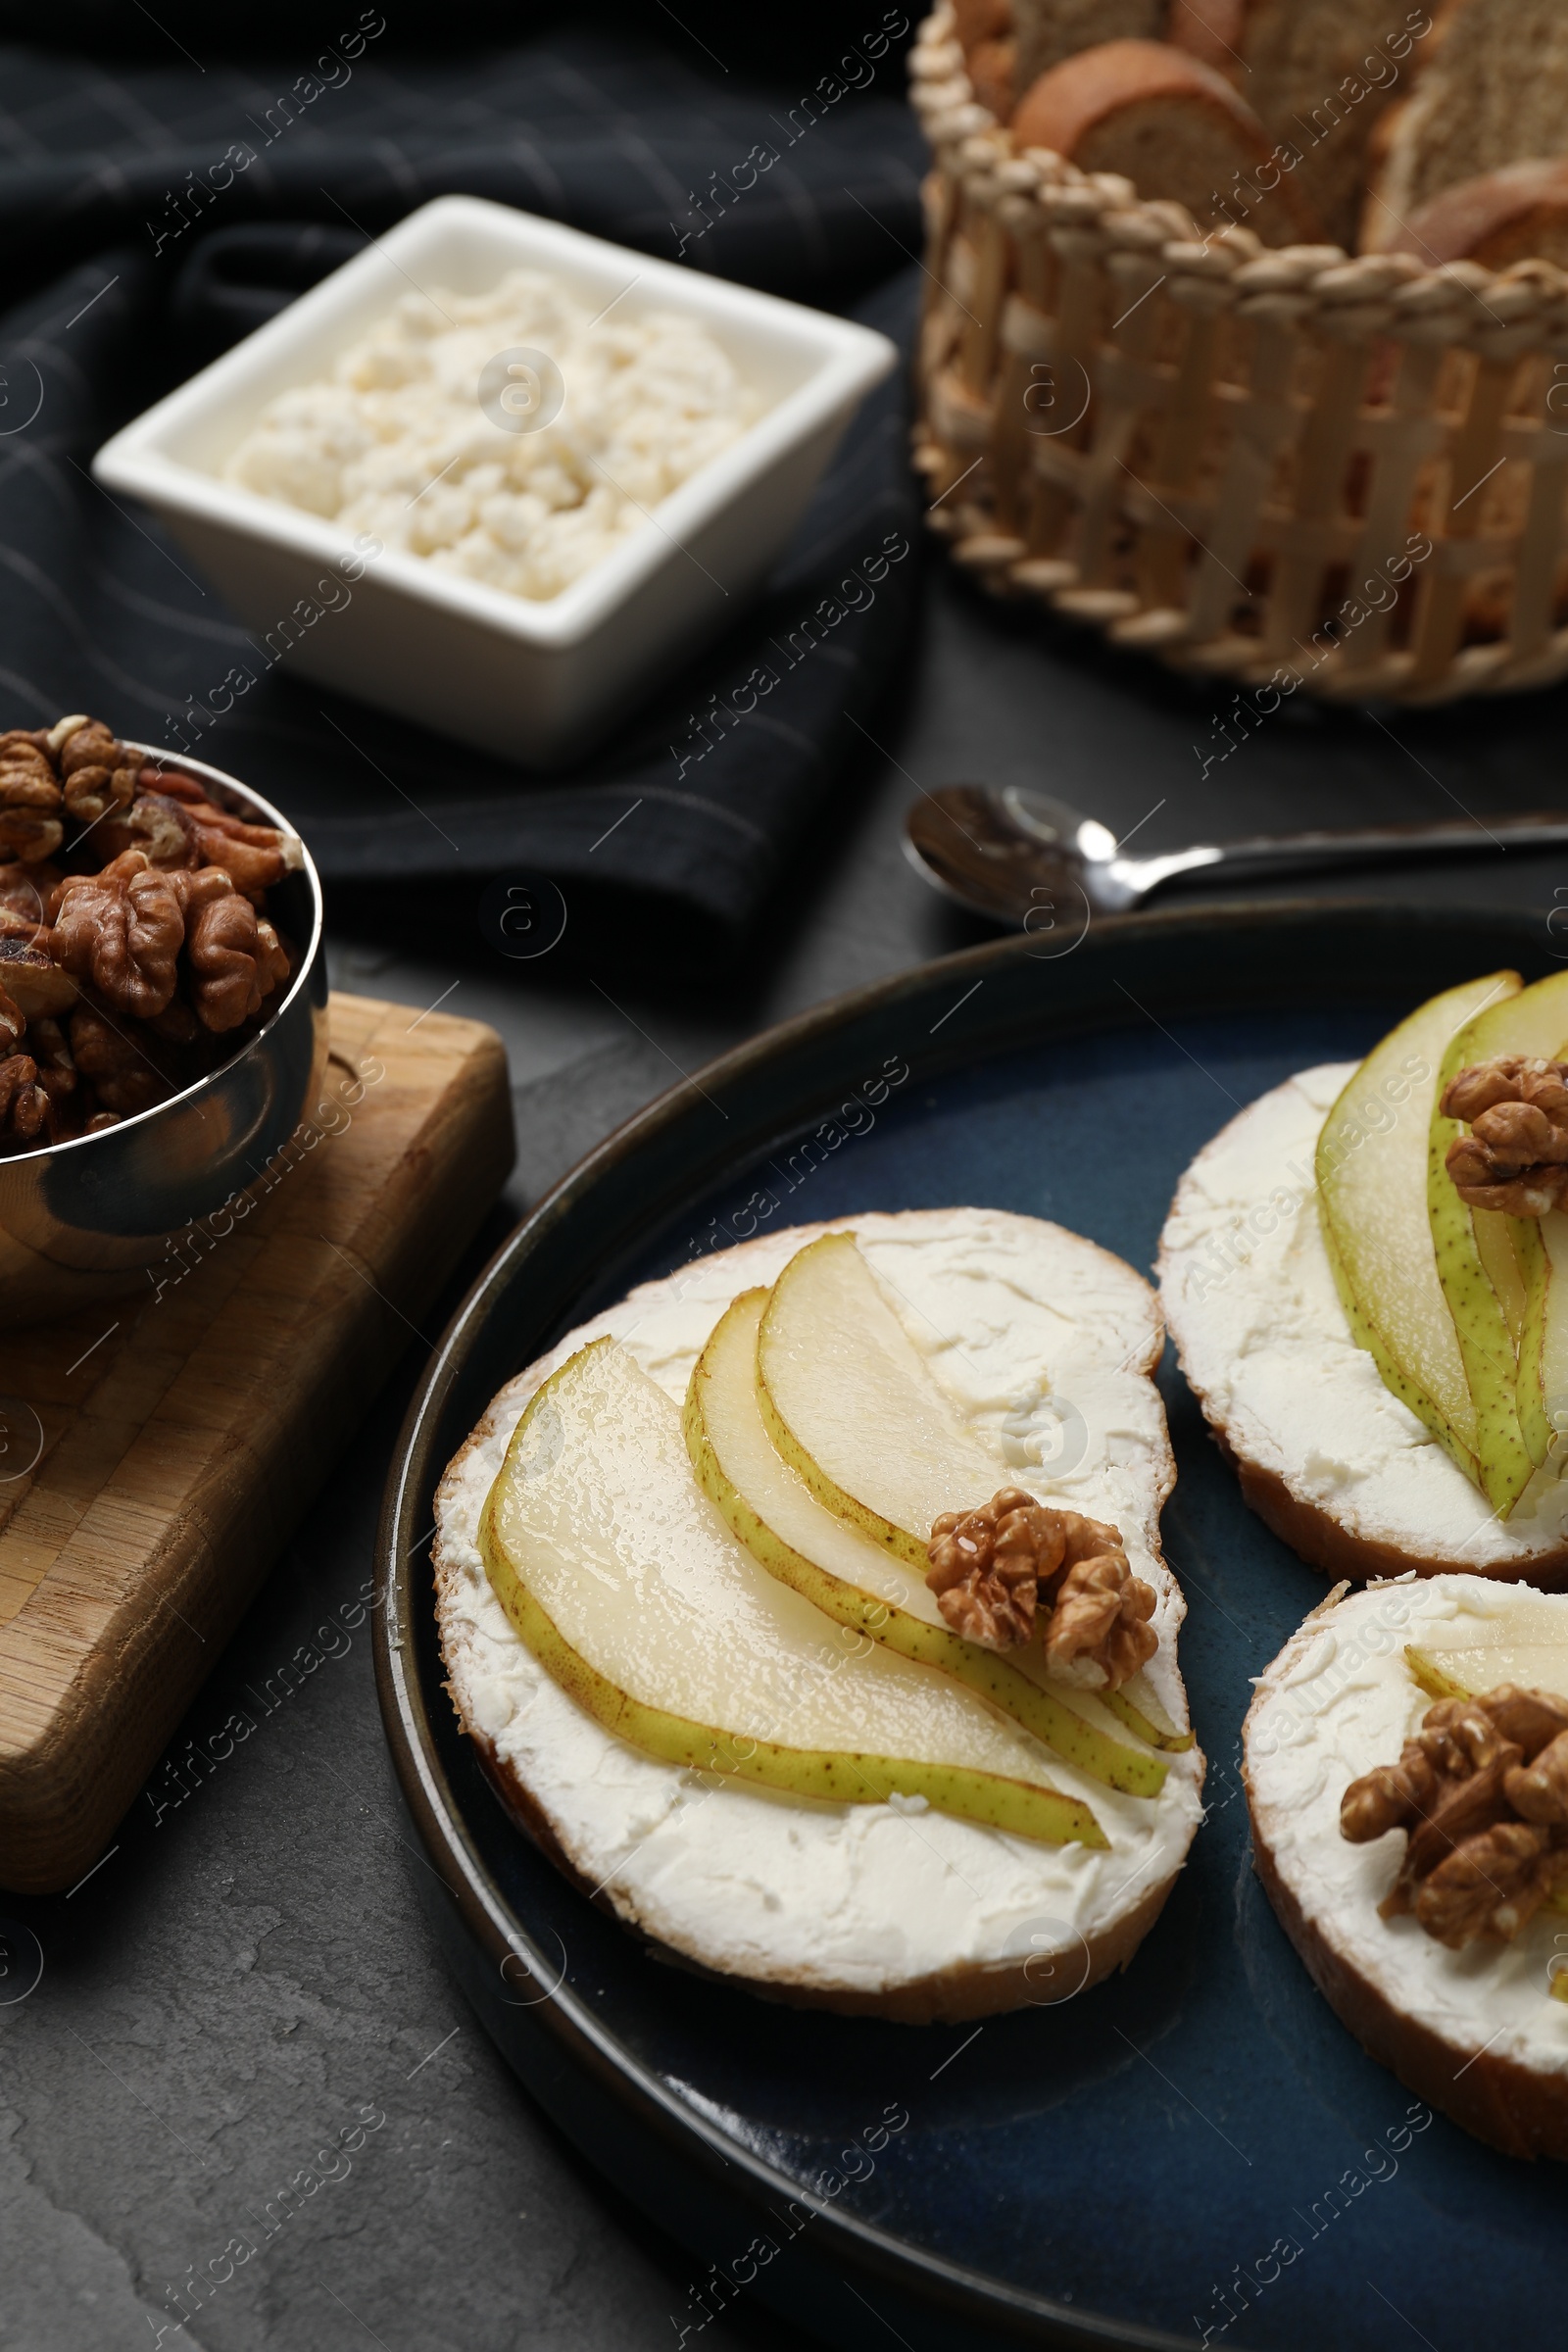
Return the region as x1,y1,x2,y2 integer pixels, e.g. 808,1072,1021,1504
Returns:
1404,1644,1475,1703
1519,1209,1568,1473
1102,1679,1195,1753
1475,1211,1527,1345
1429,971,1568,1508
1319,1214,1467,1454
1406,1592,1568,1703
755,1231,1009,1567
1318,973,1517,1490
1515,1213,1552,1467
480,1338,1107,1848
685,1289,1170,1799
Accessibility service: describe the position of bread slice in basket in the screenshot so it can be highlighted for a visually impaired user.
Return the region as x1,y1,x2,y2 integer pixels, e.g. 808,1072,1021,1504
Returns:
1010,38,1323,241
434,1210,1205,2023
1011,0,1165,96
1247,1577,1568,2158
1169,0,1412,248
1364,0,1568,249
1387,156,1568,269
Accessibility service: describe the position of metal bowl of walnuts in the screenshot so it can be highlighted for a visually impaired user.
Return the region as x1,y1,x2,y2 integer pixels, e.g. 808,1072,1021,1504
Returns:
0,722,326,1330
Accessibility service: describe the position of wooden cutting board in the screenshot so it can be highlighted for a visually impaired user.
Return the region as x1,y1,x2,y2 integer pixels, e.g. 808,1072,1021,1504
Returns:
0,991,514,1894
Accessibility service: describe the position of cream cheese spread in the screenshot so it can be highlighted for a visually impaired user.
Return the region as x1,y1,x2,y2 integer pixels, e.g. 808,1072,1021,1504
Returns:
1159,1066,1568,1568
1247,1576,1568,2075
434,1209,1205,2000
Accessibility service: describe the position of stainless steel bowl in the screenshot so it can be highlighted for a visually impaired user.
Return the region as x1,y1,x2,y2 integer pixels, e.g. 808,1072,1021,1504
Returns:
0,742,327,1329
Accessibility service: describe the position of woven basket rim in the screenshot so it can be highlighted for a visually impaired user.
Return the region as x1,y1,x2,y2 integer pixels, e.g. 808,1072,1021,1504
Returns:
908,1,1568,355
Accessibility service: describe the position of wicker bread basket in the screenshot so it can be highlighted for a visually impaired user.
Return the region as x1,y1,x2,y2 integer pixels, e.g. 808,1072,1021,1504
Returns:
910,4,1568,706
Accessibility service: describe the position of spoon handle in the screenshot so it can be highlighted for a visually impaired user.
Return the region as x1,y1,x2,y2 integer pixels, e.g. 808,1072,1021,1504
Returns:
1120,811,1568,898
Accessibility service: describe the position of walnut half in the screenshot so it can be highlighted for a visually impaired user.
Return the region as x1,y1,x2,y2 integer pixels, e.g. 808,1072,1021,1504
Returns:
175,866,290,1032
926,1487,1158,1689
0,731,63,863
55,717,138,828
1342,1684,1568,1950
51,851,186,1020
1443,1056,1568,1215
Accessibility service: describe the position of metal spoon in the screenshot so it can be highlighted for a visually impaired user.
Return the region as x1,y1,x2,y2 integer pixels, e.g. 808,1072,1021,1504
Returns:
905,784,1568,927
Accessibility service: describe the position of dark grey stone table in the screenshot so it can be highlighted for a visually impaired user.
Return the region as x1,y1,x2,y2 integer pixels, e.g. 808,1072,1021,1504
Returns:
3,555,1564,2352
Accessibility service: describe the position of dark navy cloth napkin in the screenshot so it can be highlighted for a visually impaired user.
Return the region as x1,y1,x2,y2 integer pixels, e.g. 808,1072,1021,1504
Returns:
0,22,926,946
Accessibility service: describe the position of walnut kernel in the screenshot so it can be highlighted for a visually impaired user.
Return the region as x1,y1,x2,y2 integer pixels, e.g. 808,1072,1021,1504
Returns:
0,731,63,862
0,1052,45,1146
56,718,138,827
175,867,290,1032
1342,1683,1568,1950
1444,1057,1568,1215
52,851,186,1019
926,1487,1158,1688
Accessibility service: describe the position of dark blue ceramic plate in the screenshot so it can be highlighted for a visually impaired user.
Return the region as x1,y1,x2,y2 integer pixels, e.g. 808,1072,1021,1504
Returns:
375,904,1568,2352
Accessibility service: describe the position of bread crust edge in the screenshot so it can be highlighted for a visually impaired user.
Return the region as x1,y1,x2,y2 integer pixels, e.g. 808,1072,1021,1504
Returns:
1178,1352,1568,1589
1010,35,1323,240
1012,35,1261,154
1245,1776,1568,2160
466,1711,1184,2024
1389,159,1568,269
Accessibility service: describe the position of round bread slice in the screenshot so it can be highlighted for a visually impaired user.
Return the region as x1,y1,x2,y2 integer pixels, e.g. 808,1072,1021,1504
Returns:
1362,0,1568,246
1247,1576,1568,2158
434,1208,1205,2023
1010,38,1324,243
1158,1066,1568,1587
1385,157,1568,268
1169,0,1409,250
1011,0,1166,97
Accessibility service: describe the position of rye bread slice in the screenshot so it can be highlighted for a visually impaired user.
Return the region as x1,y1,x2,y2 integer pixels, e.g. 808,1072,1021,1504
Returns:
1171,0,1411,247
1386,155,1568,266
1364,0,1568,249
1011,37,1324,241
1011,0,1168,97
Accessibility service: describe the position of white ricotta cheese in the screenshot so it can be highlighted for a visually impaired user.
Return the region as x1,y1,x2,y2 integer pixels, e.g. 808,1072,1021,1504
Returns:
1159,1066,1568,1568
434,1210,1205,2002
1248,1576,1568,2076
225,270,762,601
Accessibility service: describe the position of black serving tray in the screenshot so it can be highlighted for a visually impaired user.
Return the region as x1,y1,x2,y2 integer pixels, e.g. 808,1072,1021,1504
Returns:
375,901,1568,2351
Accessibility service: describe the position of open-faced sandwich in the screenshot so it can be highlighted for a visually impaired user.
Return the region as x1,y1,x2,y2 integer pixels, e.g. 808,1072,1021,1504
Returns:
1159,970,1568,1585
435,1210,1205,2021
1248,1577,1568,2157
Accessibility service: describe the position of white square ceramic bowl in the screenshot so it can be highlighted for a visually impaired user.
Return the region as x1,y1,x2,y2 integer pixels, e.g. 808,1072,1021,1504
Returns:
94,196,899,768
